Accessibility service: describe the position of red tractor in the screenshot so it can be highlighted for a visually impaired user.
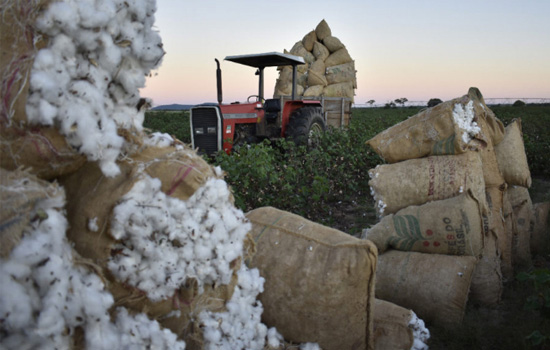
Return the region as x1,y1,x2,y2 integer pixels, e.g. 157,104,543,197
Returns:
190,52,329,155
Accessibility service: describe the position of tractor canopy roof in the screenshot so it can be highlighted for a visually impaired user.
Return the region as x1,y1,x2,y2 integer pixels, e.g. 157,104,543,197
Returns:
224,52,305,68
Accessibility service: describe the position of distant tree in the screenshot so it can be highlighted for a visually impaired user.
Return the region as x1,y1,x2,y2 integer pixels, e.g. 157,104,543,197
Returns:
366,99,375,106
427,98,443,108
394,98,408,107
513,100,526,107
384,101,396,109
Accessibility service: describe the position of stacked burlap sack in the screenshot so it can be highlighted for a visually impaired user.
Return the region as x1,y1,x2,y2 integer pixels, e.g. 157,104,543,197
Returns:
274,19,356,102
495,119,550,266
1,1,313,349
363,88,517,328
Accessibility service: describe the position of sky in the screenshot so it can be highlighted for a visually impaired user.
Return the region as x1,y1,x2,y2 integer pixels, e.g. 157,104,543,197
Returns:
140,0,550,106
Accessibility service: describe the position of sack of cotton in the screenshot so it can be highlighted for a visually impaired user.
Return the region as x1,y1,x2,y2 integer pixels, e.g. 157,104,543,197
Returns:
373,299,430,350
507,185,534,268
375,250,476,328
495,119,532,188
363,191,485,257
1,0,165,179
366,88,504,164
246,206,378,350
0,1,86,179
0,168,187,349
368,152,487,217
59,138,285,349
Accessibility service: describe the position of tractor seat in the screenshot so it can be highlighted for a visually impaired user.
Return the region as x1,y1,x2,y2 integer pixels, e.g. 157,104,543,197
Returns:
264,98,280,121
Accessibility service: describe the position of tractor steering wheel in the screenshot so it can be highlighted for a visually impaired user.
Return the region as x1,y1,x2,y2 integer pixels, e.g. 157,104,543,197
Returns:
247,95,260,103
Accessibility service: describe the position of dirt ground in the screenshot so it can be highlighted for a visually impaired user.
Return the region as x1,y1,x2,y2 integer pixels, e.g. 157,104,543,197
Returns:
329,177,550,350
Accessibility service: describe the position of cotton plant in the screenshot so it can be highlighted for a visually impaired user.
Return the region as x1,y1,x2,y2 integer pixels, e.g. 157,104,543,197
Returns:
25,0,165,177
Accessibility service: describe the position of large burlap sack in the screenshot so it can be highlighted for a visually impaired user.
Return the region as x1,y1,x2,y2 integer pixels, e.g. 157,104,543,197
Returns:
323,81,354,100
289,41,315,65
326,61,356,87
303,85,325,97
507,186,533,268
274,79,304,97
366,88,495,163
315,19,332,41
0,167,64,258
368,151,487,216
309,59,326,75
476,114,506,187
495,119,532,188
469,229,502,305
324,47,353,67
375,250,476,328
486,186,513,279
502,191,517,277
373,299,430,350
307,69,328,87
363,191,484,256
246,206,378,350
302,30,317,52
59,145,247,346
312,41,330,61
0,1,85,179
323,36,345,53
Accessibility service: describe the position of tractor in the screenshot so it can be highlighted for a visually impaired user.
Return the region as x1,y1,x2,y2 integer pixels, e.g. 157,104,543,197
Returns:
190,51,350,155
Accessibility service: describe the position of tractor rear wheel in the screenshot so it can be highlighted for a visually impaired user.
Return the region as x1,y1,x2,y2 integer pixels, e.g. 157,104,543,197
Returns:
284,106,325,147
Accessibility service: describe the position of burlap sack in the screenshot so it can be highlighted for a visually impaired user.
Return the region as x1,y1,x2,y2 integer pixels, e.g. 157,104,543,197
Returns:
531,202,550,255
323,36,345,53
307,69,328,87
312,41,330,61
0,167,65,258
374,299,413,350
476,114,506,187
59,145,243,345
375,250,476,328
486,186,513,279
373,299,428,350
278,66,293,82
366,88,495,163
289,41,315,65
495,119,532,188
368,151,487,216
309,59,326,75
315,19,332,41
0,1,85,179
502,191,516,277
326,61,356,87
246,206,377,350
324,47,353,67
274,79,304,97
469,229,502,305
303,85,324,97
507,186,533,268
364,191,484,256
302,30,317,52
323,81,354,100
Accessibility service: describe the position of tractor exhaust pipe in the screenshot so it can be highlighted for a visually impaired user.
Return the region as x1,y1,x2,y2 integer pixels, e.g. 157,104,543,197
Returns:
215,58,222,104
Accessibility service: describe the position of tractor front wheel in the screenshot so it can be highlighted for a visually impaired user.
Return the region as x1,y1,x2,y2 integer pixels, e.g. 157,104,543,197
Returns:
284,107,325,147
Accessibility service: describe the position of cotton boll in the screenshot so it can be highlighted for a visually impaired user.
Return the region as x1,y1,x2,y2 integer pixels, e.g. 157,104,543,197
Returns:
300,343,321,350
267,327,283,348
0,265,34,330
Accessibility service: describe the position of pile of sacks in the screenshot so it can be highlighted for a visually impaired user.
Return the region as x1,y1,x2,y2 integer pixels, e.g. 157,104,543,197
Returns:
363,87,550,331
0,1,319,349
274,19,356,102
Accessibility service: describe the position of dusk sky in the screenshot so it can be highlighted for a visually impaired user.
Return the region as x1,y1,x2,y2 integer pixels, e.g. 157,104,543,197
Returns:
140,0,550,106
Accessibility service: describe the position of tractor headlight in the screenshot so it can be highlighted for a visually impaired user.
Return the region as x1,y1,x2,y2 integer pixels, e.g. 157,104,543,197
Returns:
195,128,204,135
207,127,216,134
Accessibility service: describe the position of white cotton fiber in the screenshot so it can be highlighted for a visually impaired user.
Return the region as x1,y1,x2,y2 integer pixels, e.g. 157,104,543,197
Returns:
109,175,251,301
452,101,480,144
26,0,165,177
408,311,430,350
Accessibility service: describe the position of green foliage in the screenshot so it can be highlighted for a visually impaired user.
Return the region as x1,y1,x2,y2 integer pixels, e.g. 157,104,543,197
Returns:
143,111,191,144
513,100,527,107
517,268,550,347
491,105,550,177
